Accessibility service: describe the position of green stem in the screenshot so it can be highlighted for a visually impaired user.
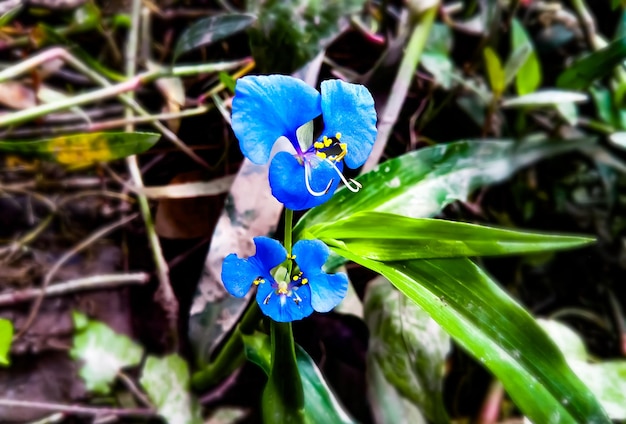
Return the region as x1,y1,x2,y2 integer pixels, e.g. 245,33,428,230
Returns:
191,302,263,390
262,321,305,423
362,4,438,172
0,61,246,129
284,208,293,255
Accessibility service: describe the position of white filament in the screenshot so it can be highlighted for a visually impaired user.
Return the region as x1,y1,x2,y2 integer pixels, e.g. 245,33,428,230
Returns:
304,161,334,197
323,158,362,192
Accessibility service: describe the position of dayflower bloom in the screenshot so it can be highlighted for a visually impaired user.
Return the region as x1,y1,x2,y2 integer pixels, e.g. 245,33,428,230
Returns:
231,75,377,210
221,236,348,322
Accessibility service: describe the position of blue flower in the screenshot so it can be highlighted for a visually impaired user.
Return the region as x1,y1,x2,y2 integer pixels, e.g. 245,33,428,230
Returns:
221,236,348,322
231,75,377,210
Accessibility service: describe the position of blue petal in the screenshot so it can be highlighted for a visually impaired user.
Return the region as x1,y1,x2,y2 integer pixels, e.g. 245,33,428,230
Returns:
250,237,287,271
293,239,348,313
221,253,265,298
269,151,340,210
256,282,314,322
320,80,377,169
231,75,322,164
292,239,330,271
308,272,349,313
221,237,286,297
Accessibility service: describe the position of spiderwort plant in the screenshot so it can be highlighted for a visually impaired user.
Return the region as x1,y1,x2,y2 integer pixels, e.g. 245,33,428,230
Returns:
231,75,378,210
212,75,376,422
221,237,348,322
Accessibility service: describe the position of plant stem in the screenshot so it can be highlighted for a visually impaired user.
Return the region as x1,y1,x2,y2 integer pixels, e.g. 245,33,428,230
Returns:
284,208,293,255
263,321,305,423
123,0,179,350
362,5,438,172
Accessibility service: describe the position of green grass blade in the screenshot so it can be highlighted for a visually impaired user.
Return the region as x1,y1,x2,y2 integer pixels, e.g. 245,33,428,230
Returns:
332,250,610,424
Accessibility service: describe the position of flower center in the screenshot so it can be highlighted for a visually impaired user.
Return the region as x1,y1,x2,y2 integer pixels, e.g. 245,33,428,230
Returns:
301,131,362,197
313,133,347,162
260,263,309,306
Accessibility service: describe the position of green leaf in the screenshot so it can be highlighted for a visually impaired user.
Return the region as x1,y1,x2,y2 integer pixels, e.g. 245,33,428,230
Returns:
590,86,621,128
0,3,22,27
483,47,505,96
422,23,454,89
331,251,610,424
0,318,13,366
557,36,626,90
70,312,143,394
247,0,366,73
307,212,594,261
294,139,595,240
502,90,588,108
173,13,257,61
72,2,102,28
555,102,580,126
364,277,450,423
242,332,356,424
368,357,427,424
0,132,159,167
140,354,203,424
510,19,541,95
539,319,626,420
219,71,237,93
32,25,125,81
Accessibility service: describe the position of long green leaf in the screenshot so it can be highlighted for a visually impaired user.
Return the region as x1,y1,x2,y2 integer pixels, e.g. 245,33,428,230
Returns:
242,332,355,424
510,18,541,95
0,132,159,167
0,318,13,366
332,250,610,424
365,277,450,423
557,36,626,90
540,319,626,420
294,139,594,240
483,47,505,96
247,0,365,73
173,13,257,61
306,212,594,260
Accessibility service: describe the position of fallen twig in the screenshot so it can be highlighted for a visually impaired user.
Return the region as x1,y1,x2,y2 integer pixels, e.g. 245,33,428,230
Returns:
0,272,149,306
0,399,155,418
14,213,139,340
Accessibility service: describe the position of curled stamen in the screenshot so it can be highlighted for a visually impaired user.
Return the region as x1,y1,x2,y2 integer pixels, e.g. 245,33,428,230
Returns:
323,158,362,193
304,161,334,197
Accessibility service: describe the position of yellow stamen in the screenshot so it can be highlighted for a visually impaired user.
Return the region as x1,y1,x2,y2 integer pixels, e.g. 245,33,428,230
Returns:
301,278,309,285
316,151,327,159
324,137,332,147
314,141,324,149
335,132,341,140
253,277,264,286
277,281,289,295
287,254,296,260
292,275,300,281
